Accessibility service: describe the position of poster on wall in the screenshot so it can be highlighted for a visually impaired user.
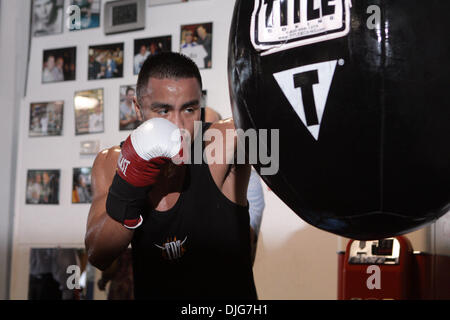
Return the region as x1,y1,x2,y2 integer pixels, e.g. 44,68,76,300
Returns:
149,0,208,6
29,101,64,137
72,167,92,204
26,169,60,204
88,43,124,80
134,36,172,75
74,88,104,135
32,0,64,37
42,47,76,83
119,85,139,131
69,0,101,31
180,22,212,69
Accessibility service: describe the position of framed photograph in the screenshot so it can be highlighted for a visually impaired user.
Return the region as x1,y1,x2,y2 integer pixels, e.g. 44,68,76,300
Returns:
74,88,104,135
29,101,64,137
31,0,64,37
69,0,101,31
104,0,146,35
26,169,60,204
88,43,124,80
134,36,172,75
72,167,92,204
119,85,139,131
29,248,84,300
180,22,212,69
42,47,76,83
149,0,207,6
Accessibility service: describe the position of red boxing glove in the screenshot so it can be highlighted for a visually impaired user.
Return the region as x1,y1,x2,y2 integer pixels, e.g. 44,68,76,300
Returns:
117,118,183,187
106,118,182,229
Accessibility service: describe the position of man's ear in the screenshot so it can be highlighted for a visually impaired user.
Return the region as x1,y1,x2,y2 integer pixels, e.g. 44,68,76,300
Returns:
133,96,144,122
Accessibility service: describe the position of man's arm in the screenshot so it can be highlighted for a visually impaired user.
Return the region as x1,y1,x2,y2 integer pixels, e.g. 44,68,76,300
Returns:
206,118,251,207
85,118,183,271
85,147,134,271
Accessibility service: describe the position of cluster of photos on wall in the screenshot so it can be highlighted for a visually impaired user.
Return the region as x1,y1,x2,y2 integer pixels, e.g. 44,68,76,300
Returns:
26,0,212,206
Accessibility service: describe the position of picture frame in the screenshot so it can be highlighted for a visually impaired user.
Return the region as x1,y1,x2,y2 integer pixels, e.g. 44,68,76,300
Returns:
180,22,213,69
88,43,124,80
104,0,146,35
74,88,104,135
133,35,172,75
29,101,64,137
28,248,85,300
119,85,139,131
31,0,64,37
26,169,60,204
72,167,92,204
68,0,101,31
42,47,77,83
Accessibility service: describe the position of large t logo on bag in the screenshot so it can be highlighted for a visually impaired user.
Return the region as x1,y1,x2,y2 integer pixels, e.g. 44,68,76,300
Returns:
273,60,337,140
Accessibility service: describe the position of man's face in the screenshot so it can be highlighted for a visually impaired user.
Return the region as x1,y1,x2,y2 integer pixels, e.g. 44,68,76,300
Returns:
126,89,135,102
185,32,193,44
35,0,54,23
47,56,55,69
140,45,147,55
56,57,64,68
136,77,202,141
197,26,206,39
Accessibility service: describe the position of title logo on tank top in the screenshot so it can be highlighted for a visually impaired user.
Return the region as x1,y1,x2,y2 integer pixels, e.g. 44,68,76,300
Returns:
251,0,352,55
154,236,187,261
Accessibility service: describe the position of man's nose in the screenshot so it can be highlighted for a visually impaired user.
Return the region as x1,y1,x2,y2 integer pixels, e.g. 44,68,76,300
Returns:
170,113,184,130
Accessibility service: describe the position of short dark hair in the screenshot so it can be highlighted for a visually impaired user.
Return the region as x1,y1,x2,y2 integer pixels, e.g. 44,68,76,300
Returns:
125,86,135,95
136,52,202,105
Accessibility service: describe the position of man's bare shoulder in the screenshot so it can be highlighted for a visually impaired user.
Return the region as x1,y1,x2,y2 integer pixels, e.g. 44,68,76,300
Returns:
91,146,121,192
207,117,235,132
93,146,121,169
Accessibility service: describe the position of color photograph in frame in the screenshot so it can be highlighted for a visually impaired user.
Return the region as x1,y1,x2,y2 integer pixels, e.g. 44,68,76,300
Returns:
42,47,76,83
69,0,101,31
119,85,139,131
134,35,172,75
72,167,92,204
74,88,104,135
26,169,60,204
29,101,64,137
88,43,124,80
180,22,212,69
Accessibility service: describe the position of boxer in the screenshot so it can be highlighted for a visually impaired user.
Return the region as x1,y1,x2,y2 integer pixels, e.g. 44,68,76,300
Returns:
85,52,257,299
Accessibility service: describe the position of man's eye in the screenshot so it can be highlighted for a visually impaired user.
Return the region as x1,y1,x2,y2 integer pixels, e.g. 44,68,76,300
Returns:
158,109,168,115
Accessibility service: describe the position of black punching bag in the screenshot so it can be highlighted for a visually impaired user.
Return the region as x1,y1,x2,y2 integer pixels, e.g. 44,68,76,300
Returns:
228,0,450,240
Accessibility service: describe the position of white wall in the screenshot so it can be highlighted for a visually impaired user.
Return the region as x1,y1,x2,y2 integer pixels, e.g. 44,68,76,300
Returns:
0,0,30,300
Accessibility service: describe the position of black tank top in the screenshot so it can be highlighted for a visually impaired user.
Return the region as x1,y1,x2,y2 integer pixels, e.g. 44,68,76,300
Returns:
130,122,257,300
